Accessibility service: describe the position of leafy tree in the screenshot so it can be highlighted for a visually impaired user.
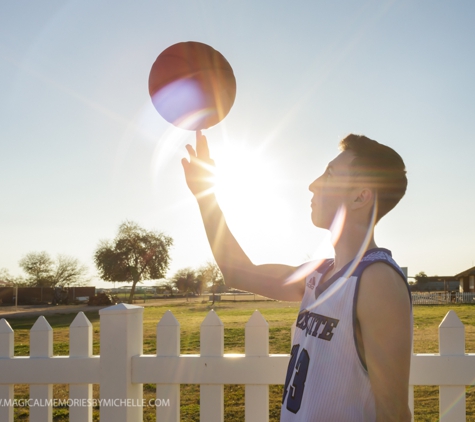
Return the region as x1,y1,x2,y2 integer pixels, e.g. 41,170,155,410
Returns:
413,271,429,292
171,267,206,300
19,251,54,286
94,221,173,304
171,263,224,302
415,271,429,284
157,279,175,296
195,271,206,296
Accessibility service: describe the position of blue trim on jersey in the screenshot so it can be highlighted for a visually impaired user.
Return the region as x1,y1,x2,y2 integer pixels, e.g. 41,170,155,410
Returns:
314,258,354,301
351,248,412,371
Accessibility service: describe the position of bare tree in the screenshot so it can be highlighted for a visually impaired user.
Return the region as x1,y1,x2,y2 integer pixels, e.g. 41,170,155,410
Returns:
0,268,27,286
18,252,90,287
198,261,225,304
19,251,54,286
52,255,90,287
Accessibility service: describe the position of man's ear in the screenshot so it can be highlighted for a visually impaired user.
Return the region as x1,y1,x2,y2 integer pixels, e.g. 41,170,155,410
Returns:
351,188,373,210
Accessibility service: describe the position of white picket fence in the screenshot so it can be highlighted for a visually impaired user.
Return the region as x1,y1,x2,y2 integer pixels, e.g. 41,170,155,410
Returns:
412,292,475,305
0,303,474,422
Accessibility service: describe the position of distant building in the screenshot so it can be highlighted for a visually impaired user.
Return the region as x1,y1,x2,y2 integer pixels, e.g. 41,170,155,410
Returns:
455,266,475,293
409,276,459,292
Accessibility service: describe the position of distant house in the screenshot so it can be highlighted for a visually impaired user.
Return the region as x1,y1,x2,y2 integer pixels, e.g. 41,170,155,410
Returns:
456,266,475,292
410,278,459,292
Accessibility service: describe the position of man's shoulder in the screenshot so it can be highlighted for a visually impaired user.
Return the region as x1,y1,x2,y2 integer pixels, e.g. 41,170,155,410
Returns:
353,248,409,302
359,261,410,302
361,261,403,281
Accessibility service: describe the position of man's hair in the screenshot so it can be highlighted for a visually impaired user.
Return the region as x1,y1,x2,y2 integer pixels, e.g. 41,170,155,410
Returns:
339,134,407,222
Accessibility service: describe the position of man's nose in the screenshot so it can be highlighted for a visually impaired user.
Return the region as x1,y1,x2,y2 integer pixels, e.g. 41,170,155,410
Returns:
309,177,320,192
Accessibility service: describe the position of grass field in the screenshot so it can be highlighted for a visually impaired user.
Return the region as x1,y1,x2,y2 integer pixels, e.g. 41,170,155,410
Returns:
4,301,475,421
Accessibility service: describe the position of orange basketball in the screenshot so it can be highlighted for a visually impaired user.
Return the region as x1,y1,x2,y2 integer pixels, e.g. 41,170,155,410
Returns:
149,41,237,131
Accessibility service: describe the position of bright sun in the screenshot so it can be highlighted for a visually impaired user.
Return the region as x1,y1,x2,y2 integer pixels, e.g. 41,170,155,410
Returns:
209,141,295,260
213,143,275,210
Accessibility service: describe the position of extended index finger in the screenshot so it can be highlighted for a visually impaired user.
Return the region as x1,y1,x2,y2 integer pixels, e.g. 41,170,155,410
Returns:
196,130,210,160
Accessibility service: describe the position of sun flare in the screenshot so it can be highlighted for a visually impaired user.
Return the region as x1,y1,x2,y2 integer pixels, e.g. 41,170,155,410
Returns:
210,141,290,242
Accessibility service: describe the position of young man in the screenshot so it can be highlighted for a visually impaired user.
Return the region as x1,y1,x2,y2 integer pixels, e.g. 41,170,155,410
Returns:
182,133,412,422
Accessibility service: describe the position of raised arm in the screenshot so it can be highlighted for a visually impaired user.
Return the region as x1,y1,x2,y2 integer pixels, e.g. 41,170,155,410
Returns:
357,263,412,422
181,132,305,301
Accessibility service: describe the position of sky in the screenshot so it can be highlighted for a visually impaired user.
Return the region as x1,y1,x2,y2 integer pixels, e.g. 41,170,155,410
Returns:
1,0,474,288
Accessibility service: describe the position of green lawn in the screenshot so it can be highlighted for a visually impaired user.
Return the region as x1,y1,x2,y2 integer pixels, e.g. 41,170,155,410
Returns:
5,301,475,421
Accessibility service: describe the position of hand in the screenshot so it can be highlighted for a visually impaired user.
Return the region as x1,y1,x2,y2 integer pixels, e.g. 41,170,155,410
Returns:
181,131,216,198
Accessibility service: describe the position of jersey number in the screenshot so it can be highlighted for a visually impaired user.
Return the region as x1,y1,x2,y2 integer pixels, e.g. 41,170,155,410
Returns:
282,344,310,414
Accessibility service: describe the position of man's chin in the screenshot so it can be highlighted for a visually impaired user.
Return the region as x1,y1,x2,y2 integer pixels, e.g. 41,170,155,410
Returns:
311,216,331,230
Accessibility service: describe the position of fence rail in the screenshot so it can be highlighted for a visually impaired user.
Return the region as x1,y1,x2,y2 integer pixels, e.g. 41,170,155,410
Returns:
0,304,474,422
209,292,276,302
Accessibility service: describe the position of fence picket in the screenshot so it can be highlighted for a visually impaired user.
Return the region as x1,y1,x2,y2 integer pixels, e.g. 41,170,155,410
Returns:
245,310,269,422
0,319,14,422
409,386,414,422
439,310,466,421
200,310,224,422
156,310,180,422
30,316,53,422
69,312,93,422
99,303,143,422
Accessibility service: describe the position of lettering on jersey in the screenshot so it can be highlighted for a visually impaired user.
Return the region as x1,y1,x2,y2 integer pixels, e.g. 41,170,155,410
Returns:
306,276,316,290
296,309,339,341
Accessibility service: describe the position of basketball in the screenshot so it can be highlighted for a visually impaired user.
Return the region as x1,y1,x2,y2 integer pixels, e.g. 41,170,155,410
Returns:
149,41,237,131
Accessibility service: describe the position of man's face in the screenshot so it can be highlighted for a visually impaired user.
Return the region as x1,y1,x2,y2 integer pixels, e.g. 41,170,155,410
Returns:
309,150,356,229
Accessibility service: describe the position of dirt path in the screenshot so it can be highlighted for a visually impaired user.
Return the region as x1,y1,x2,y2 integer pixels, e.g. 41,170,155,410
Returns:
0,297,205,320
0,304,107,319
0,297,300,320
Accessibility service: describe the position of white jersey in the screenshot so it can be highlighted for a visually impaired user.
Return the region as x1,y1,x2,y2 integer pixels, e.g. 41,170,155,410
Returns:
280,248,411,422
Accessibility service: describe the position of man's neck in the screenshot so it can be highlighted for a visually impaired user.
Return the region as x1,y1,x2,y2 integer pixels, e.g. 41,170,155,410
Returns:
332,221,377,273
